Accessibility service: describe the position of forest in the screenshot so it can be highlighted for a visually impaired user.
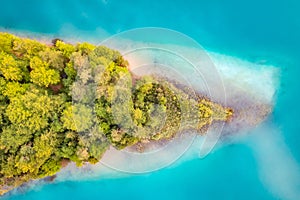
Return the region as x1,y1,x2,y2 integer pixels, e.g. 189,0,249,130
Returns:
0,32,233,195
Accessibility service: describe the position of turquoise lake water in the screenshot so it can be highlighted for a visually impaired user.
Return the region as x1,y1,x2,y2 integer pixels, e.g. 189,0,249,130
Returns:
1,0,300,199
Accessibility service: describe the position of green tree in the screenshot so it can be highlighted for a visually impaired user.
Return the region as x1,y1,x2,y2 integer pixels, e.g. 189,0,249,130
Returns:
0,32,15,53
2,82,28,98
29,56,60,87
39,48,66,70
94,46,128,67
56,131,78,159
76,42,96,55
0,52,25,81
0,125,32,154
5,88,65,132
14,130,59,175
38,158,61,177
55,40,75,57
61,103,94,132
12,37,46,58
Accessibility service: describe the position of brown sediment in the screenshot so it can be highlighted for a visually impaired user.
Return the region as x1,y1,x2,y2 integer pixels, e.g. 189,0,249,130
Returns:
127,125,211,153
61,158,70,168
0,185,14,196
49,83,63,94
130,73,140,86
44,175,57,182
225,102,272,133
220,87,273,137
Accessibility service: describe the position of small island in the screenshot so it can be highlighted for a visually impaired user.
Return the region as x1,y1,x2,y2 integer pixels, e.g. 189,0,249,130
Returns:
0,32,233,195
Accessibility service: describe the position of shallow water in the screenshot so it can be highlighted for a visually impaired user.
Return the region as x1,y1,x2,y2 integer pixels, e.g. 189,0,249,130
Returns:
1,0,300,199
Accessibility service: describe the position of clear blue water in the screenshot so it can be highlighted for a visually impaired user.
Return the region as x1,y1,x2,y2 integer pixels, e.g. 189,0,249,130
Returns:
1,0,300,199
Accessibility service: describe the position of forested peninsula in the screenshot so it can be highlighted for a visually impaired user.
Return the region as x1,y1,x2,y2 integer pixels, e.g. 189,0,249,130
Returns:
0,32,233,195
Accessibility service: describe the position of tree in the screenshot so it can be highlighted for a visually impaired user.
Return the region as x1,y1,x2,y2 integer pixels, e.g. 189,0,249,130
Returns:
77,127,109,160
63,62,77,90
94,46,128,67
12,37,46,58
39,48,66,70
5,88,65,133
0,125,32,154
61,103,94,132
2,82,28,98
0,32,15,53
13,130,59,175
0,77,7,129
76,42,96,55
56,131,78,159
29,56,60,87
133,108,147,126
0,52,25,81
38,158,61,177
0,155,18,178
55,40,75,57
